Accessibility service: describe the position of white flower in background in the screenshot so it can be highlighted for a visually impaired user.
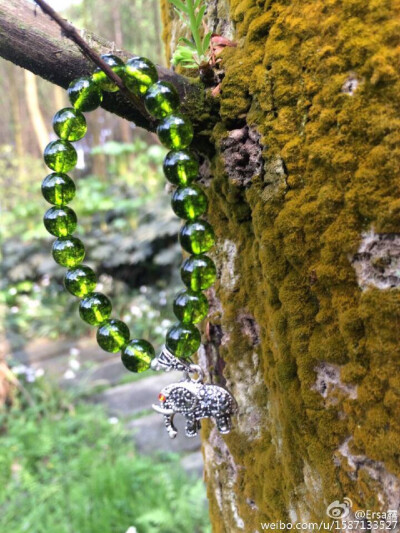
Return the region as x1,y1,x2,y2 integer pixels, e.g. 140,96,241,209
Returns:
9,287,17,295
125,527,138,533
63,369,76,380
161,319,171,328
25,368,37,383
10,306,19,314
35,368,45,378
12,364,42,383
139,285,148,294
129,305,143,318
108,417,119,425
69,359,80,371
12,365,28,375
69,347,80,357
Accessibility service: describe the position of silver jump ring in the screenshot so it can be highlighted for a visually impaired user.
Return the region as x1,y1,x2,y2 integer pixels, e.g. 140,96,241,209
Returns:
184,364,204,383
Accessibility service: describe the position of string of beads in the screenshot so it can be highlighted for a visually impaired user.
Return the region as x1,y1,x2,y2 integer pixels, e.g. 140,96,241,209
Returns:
42,54,216,374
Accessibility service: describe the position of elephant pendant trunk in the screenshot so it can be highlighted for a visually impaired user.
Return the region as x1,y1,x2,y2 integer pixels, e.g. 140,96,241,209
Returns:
151,347,237,439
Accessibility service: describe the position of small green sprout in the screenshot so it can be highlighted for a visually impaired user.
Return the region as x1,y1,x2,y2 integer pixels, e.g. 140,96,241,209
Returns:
168,0,212,69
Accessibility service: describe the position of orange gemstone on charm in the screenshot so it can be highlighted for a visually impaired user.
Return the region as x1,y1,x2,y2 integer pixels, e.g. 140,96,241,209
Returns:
158,393,166,402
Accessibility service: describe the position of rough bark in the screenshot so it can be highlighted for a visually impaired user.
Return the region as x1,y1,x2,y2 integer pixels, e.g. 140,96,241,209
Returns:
0,0,210,133
161,1,400,531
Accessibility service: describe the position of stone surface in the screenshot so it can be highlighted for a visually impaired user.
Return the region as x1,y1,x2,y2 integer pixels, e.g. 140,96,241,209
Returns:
126,412,201,454
180,451,204,477
351,230,400,289
6,338,203,466
8,338,150,393
78,358,128,388
91,371,183,416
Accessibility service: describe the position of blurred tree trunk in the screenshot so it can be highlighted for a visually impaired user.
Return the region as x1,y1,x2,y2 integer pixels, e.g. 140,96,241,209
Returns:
160,1,400,530
7,63,24,171
53,84,67,112
24,70,48,154
112,5,131,144
152,0,163,63
0,354,16,407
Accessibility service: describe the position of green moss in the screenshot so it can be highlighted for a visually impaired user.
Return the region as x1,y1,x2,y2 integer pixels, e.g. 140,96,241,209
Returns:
162,0,400,528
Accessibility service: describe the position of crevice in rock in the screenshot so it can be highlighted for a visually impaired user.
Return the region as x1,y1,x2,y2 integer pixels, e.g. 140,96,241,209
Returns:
238,310,261,346
198,287,228,387
351,230,400,290
341,72,362,95
221,125,264,187
312,362,357,405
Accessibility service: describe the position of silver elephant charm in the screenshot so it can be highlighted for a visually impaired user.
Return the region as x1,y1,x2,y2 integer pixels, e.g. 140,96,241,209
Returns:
151,347,237,439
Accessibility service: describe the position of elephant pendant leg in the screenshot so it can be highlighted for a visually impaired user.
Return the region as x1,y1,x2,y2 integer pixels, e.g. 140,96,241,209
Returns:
215,414,232,434
185,413,199,438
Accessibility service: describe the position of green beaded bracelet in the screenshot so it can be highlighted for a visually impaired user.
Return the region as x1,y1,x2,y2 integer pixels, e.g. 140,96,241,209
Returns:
41,54,217,375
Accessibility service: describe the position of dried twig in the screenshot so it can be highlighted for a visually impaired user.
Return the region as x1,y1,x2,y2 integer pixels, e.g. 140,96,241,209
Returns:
33,0,148,117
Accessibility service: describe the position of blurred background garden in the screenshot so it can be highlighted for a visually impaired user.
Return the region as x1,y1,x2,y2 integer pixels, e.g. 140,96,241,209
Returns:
0,0,210,531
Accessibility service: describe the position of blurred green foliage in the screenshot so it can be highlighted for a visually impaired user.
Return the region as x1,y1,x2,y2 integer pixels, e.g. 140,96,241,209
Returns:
2,139,168,241
68,0,164,64
0,3,206,531
1,138,182,350
0,380,210,533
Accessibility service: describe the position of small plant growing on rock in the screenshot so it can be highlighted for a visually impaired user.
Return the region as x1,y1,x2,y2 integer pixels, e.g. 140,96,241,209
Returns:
168,0,212,69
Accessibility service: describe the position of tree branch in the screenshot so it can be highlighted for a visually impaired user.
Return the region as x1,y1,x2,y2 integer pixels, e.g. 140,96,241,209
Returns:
33,0,147,115
0,0,206,131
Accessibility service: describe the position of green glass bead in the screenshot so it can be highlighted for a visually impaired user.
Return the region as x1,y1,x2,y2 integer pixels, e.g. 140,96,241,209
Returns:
52,236,85,267
68,76,103,112
179,220,215,255
173,289,208,324
44,140,77,173
52,107,87,142
92,54,124,92
41,173,76,205
181,254,217,291
64,265,97,297
171,186,207,220
163,150,199,186
79,292,112,326
43,206,77,237
165,322,201,359
121,339,155,373
97,319,130,353
124,56,158,96
144,81,180,119
157,115,194,150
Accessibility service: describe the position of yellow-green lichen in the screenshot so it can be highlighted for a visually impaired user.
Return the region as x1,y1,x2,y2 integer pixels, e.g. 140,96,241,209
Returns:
162,0,400,530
